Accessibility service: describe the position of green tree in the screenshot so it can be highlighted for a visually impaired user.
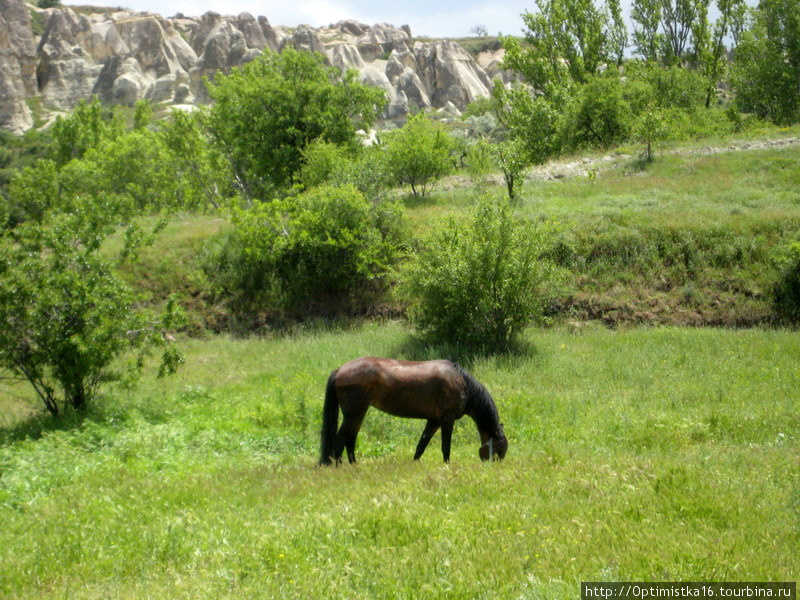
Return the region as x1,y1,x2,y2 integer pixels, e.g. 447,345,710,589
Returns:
660,0,700,64
159,109,231,211
133,99,153,130
496,139,531,200
732,0,800,124
607,0,629,65
0,211,182,417
49,97,121,167
566,76,632,148
634,105,669,160
206,49,385,199
385,113,455,197
631,0,663,61
403,198,560,355
210,185,405,318
502,0,610,91
492,84,563,166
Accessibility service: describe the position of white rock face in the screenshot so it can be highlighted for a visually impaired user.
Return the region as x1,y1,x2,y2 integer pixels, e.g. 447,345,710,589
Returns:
1,0,497,132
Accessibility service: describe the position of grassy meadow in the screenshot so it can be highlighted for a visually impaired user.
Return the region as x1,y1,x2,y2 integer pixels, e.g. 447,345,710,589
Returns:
1,323,798,598
2,134,800,598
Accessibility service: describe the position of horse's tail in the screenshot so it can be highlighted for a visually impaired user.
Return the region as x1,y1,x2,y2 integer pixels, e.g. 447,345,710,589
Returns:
319,369,340,466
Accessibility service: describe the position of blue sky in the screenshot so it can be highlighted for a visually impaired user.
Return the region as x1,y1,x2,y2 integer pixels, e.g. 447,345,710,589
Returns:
63,0,536,38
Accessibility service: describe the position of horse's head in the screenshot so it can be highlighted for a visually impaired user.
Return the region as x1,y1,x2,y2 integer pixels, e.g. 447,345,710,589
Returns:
479,423,508,461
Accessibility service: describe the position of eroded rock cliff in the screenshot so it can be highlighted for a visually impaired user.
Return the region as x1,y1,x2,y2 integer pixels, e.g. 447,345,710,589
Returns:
1,0,509,132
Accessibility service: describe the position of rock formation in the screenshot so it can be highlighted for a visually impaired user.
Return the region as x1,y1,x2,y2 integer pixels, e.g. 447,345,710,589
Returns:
1,0,504,133
1,0,37,133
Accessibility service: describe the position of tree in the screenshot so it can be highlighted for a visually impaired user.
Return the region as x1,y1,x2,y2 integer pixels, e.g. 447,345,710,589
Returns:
0,211,182,417
632,0,663,61
49,97,121,167
210,185,405,317
566,76,632,148
496,139,531,200
634,105,669,160
385,113,455,197
403,198,560,355
503,0,610,91
732,0,800,125
206,49,386,200
159,109,231,211
660,0,699,64
606,0,629,66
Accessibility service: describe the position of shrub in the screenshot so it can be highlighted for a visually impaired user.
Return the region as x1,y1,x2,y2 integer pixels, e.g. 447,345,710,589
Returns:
385,113,455,197
566,76,632,149
210,185,405,321
0,212,182,417
403,198,561,355
773,242,800,325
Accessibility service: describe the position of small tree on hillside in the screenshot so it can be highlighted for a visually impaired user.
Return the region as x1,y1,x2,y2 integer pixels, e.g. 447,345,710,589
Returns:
385,113,455,197
0,212,183,417
403,198,561,355
206,48,385,200
634,105,669,161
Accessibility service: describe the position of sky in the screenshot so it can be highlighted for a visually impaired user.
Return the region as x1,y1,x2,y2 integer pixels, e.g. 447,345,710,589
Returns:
62,0,537,38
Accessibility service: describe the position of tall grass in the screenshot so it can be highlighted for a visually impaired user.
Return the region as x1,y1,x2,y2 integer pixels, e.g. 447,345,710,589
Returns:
1,323,798,598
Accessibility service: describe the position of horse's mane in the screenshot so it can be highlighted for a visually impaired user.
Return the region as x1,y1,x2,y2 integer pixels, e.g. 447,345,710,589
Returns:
450,361,500,434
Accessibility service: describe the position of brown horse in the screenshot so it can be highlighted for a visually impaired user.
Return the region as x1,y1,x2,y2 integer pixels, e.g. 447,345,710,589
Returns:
319,357,508,465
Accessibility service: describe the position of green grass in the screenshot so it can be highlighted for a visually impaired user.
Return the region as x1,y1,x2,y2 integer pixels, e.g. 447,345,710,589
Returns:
405,145,800,326
1,323,798,598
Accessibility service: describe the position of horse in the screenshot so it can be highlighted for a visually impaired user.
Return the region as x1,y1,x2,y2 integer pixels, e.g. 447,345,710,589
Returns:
319,357,508,465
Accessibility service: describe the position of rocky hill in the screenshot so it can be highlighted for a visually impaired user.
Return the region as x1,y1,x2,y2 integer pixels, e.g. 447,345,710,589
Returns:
0,0,510,134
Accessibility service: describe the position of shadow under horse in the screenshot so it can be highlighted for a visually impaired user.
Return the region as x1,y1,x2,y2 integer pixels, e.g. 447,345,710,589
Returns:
319,357,508,465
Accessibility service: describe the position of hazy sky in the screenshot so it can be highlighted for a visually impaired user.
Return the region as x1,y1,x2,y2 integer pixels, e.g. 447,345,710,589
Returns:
62,0,536,38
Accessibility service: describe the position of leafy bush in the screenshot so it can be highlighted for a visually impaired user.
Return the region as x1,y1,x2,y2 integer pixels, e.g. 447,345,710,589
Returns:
206,49,386,199
210,185,406,321
0,212,182,417
566,76,632,149
773,242,800,325
385,113,455,197
732,0,800,125
403,198,560,354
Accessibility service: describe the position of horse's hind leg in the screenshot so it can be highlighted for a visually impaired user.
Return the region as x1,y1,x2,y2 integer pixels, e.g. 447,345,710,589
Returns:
336,409,368,464
440,418,455,463
414,419,440,460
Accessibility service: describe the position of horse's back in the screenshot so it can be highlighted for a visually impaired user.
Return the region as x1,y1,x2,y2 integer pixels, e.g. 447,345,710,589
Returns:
334,357,465,419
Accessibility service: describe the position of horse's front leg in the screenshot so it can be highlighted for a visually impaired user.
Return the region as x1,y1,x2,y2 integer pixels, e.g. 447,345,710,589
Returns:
414,419,440,460
440,419,455,463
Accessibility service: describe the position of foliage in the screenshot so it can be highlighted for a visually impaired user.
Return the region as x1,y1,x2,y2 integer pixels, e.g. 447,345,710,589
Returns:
634,105,669,160
503,0,610,90
491,85,563,165
403,198,560,354
49,97,122,167
464,138,496,189
384,113,455,197
732,0,800,125
206,49,386,200
298,140,392,204
772,241,800,324
631,0,663,61
159,109,231,211
0,211,182,417
565,76,632,149
210,185,405,320
297,138,351,190
495,139,531,199
132,99,153,130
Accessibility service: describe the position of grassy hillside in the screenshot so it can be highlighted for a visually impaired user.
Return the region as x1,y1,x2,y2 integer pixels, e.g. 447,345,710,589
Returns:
1,323,798,597
114,138,800,329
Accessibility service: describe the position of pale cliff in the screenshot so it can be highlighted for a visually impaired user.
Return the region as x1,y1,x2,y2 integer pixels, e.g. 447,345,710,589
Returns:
0,0,512,133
